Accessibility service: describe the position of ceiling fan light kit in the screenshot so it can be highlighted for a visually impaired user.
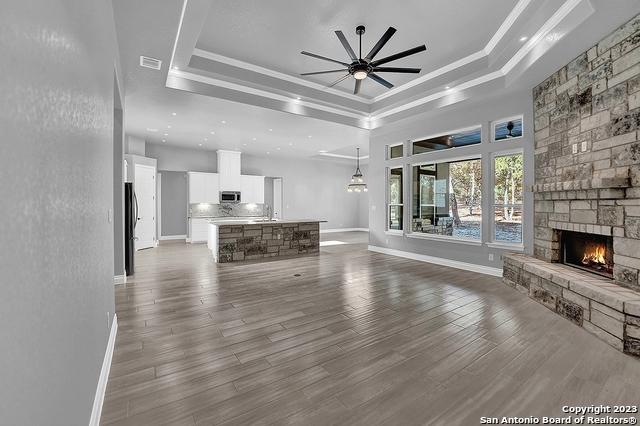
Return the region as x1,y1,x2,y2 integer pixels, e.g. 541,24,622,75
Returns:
301,25,427,95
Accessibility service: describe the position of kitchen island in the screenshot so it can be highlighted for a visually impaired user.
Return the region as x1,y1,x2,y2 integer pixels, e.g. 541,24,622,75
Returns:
207,219,325,263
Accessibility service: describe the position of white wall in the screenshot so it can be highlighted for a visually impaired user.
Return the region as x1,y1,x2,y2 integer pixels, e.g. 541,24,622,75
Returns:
369,88,534,269
0,0,119,424
145,143,369,230
126,135,146,156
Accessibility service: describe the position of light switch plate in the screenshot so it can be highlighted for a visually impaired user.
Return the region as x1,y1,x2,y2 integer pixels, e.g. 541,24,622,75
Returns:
581,141,587,152
488,253,494,261
572,144,578,154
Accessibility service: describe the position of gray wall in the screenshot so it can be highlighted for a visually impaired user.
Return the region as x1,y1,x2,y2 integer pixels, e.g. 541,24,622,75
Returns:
145,143,369,229
114,77,125,276
0,0,119,424
126,135,146,156
369,88,534,269
160,171,188,237
146,143,217,172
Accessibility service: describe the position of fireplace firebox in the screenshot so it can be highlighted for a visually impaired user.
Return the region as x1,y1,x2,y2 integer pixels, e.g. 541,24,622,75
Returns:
561,231,614,279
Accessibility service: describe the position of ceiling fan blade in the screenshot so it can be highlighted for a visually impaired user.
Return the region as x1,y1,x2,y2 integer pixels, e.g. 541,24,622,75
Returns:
368,73,394,89
372,67,421,73
301,51,349,67
300,69,348,76
326,73,352,88
370,45,427,67
364,27,396,62
335,30,358,61
354,79,362,95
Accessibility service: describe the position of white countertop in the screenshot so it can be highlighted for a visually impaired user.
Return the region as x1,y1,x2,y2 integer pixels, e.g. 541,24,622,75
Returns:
207,218,326,225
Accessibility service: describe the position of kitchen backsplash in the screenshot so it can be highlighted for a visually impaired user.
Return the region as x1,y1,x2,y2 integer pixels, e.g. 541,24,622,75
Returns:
189,203,265,218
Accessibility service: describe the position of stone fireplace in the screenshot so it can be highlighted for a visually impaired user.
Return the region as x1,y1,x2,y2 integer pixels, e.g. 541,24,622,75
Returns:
503,14,640,357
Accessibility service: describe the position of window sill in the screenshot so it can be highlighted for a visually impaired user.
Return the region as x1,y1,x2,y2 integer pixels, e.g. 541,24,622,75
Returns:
486,242,525,252
406,232,482,246
385,230,404,236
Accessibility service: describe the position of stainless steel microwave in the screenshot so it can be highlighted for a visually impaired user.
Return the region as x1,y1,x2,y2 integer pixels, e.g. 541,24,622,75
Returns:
220,191,241,203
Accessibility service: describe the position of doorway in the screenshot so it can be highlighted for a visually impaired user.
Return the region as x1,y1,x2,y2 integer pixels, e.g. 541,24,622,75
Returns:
264,177,283,220
134,164,156,250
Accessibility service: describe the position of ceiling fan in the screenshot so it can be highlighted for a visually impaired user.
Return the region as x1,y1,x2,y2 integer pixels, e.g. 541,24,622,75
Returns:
300,25,426,95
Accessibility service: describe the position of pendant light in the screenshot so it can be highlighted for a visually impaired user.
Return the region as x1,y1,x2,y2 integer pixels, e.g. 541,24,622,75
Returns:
347,148,368,193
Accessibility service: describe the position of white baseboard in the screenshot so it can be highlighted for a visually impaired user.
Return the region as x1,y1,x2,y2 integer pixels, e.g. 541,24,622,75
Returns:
159,234,187,241
367,245,502,277
321,228,369,234
89,313,118,426
113,275,126,285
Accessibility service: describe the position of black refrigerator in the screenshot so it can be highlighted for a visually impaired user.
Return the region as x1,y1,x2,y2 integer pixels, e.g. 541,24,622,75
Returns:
125,182,137,276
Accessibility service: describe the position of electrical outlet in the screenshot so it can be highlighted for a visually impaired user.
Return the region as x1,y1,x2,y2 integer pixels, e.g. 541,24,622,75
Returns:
108,208,113,223
572,144,578,154
581,141,587,152
488,253,494,261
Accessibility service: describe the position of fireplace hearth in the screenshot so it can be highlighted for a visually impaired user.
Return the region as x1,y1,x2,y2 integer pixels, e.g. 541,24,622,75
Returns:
561,231,613,279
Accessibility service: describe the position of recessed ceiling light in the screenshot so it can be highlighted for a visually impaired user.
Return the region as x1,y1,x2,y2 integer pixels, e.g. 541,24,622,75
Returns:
445,86,450,89
519,36,528,42
172,112,177,116
162,139,166,142
167,125,171,129
174,66,179,70
204,138,208,141
296,97,301,100
210,131,215,135
221,120,226,124
318,150,328,153
308,135,312,138
146,128,158,132
243,143,247,146
266,151,270,154
164,133,168,136
289,142,293,146
268,128,273,132
277,147,280,150
252,137,257,141
198,143,202,146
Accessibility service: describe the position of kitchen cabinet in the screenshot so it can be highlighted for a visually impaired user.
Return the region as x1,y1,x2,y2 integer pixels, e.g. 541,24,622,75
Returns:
241,175,265,204
188,172,219,204
190,218,209,243
217,150,242,191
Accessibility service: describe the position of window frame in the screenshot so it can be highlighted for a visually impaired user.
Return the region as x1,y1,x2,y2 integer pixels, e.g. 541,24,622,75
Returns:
408,154,483,243
387,142,404,160
386,166,404,234
491,115,524,143
410,124,483,156
489,148,524,248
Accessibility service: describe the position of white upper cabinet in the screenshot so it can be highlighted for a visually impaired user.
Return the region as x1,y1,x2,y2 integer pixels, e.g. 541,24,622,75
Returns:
217,150,242,191
188,172,219,204
241,175,265,204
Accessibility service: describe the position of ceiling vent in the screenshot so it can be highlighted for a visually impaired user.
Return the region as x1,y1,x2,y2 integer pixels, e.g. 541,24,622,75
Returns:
139,56,162,70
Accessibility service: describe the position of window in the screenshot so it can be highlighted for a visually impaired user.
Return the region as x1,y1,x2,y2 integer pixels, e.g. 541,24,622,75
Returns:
412,126,481,154
493,153,523,243
492,116,523,141
411,158,482,240
389,144,403,159
388,167,403,231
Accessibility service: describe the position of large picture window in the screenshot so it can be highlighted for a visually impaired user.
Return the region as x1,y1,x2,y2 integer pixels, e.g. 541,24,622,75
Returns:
388,167,403,231
412,126,481,154
411,158,482,240
493,153,523,243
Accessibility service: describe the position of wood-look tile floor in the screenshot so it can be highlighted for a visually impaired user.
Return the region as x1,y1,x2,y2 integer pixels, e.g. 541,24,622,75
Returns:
102,232,640,426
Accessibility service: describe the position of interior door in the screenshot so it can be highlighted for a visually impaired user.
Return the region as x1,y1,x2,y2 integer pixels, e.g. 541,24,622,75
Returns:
134,164,156,250
273,178,283,219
